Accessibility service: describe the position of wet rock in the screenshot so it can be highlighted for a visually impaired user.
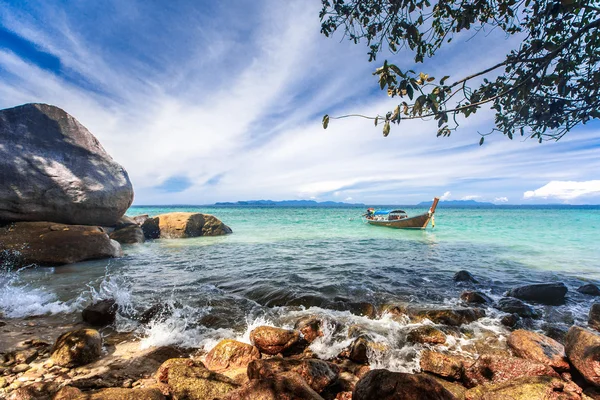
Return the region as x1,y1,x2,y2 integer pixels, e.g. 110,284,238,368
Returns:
464,375,582,400
426,375,467,399
408,307,485,326
150,212,232,239
51,329,102,368
204,339,260,370
496,297,539,318
250,326,300,355
0,222,122,266
109,225,144,244
138,303,171,324
590,304,600,332
156,358,202,383
14,348,38,364
507,282,568,305
463,354,559,387
247,358,339,393
222,371,324,400
161,360,239,399
500,313,519,328
407,326,447,345
82,299,117,327
54,386,166,399
565,326,600,386
542,323,569,345
353,370,455,400
331,300,377,318
0,103,133,226
454,270,478,283
460,291,491,305
507,329,569,371
139,217,160,240
347,337,369,364
419,350,474,380
578,284,600,296
295,316,324,344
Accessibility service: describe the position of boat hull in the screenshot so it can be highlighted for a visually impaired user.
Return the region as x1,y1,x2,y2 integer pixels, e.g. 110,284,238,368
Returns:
366,212,432,229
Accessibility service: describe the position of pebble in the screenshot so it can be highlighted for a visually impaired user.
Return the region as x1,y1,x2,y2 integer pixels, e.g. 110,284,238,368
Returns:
12,364,31,373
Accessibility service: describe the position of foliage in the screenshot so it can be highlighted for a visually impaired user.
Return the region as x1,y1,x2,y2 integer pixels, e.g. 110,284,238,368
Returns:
319,0,600,143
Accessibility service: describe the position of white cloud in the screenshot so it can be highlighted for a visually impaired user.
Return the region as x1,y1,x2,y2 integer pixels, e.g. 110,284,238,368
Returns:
494,197,509,203
524,181,600,201
344,197,353,201
461,195,481,200
440,191,452,200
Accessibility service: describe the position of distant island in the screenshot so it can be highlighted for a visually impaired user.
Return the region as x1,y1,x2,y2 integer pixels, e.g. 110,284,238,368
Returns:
213,200,365,207
417,199,495,207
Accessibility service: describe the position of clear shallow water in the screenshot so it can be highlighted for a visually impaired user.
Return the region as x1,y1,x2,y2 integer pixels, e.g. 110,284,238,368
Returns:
1,205,599,370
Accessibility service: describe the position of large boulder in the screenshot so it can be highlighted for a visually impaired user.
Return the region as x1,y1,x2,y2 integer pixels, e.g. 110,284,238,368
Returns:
109,225,144,244
407,307,485,326
507,329,569,371
51,329,102,367
222,371,325,400
247,358,339,394
159,359,239,399
419,350,474,380
507,282,568,305
151,212,232,238
0,103,133,226
578,284,600,296
0,222,122,266
353,370,455,400
204,339,260,370
496,297,539,318
464,376,582,400
464,354,559,387
565,326,600,386
250,326,301,355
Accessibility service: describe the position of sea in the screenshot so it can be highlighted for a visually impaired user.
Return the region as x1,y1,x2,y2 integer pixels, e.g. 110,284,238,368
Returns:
1,205,599,371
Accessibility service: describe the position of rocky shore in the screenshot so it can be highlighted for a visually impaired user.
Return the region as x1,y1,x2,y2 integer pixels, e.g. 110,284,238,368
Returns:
1,272,600,400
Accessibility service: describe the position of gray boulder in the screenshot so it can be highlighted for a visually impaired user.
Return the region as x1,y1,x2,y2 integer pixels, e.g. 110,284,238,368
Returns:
507,283,567,305
0,103,133,226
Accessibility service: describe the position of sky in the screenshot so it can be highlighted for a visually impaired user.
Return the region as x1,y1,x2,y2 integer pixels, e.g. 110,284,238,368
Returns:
1,0,599,205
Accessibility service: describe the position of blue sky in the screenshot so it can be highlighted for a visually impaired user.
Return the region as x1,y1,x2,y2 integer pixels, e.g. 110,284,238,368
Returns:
1,0,599,205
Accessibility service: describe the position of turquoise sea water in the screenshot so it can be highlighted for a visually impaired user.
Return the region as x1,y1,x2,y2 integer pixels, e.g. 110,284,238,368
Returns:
1,205,599,370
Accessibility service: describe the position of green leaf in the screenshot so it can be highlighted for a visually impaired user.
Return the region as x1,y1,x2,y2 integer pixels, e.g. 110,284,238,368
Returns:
322,115,329,129
406,84,414,100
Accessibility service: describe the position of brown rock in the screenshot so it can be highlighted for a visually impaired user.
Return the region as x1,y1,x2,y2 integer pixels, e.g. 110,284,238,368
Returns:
222,371,324,400
151,212,231,239
82,299,117,327
51,329,102,368
250,326,300,355
464,354,559,387
353,370,456,400
0,222,122,266
578,284,600,296
162,361,239,400
248,358,339,393
204,339,260,370
408,308,485,326
347,337,369,364
53,386,166,400
464,376,582,400
156,358,202,383
507,329,570,371
53,386,85,399
427,375,467,400
419,350,474,380
590,304,600,332
295,316,324,344
460,291,492,305
407,326,447,345
565,326,600,386
109,225,144,244
335,392,352,400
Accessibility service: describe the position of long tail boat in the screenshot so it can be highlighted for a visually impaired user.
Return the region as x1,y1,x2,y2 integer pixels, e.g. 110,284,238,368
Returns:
364,197,440,229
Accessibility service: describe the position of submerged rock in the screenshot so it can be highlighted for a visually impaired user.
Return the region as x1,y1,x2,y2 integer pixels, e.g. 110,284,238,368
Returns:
51,329,102,368
151,212,232,239
454,270,478,283
590,303,600,332
248,358,339,393
464,354,559,387
460,291,492,305
295,316,325,344
577,283,600,296
496,297,539,318
0,222,122,266
109,225,144,244
222,371,324,400
407,326,447,345
250,326,301,355
507,329,569,371
82,299,117,327
407,307,485,326
204,339,260,371
464,376,582,400
0,103,133,226
565,326,600,386
353,370,455,400
507,282,568,305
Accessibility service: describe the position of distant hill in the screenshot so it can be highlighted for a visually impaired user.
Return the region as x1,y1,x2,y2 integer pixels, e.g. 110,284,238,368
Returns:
213,200,365,207
417,199,496,207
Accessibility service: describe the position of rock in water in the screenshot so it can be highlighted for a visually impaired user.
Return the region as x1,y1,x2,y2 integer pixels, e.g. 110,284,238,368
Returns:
353,370,455,400
496,297,539,318
82,299,117,327
453,270,478,283
109,225,145,244
249,326,300,355
0,221,122,266
507,329,569,371
507,283,568,305
151,212,232,238
590,304,600,332
565,326,600,386
578,283,600,296
0,103,133,226
51,329,102,367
